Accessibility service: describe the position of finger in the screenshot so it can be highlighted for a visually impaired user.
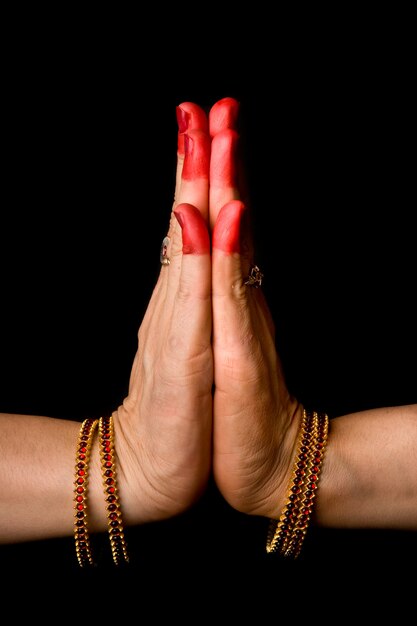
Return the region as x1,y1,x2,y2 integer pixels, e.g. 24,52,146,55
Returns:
138,106,210,379
167,203,212,364
212,201,275,389
163,128,211,297
209,97,240,137
140,203,211,387
176,130,210,218
176,102,209,158
158,104,210,302
212,199,251,298
209,129,240,230
174,102,209,210
208,97,240,230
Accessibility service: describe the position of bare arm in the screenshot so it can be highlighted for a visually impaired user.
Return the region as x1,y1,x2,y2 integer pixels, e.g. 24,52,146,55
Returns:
317,404,417,529
0,413,108,543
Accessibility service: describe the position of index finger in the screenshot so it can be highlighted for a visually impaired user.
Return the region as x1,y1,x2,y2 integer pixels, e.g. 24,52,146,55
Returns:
208,97,241,229
174,102,209,212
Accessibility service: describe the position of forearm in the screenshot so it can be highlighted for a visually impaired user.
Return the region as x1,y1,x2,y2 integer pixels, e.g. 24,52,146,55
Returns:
0,413,112,543
316,404,417,529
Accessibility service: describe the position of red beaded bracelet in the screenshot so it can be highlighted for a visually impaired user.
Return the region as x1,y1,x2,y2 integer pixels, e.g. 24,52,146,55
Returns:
284,412,329,558
266,409,329,558
98,415,129,565
73,418,99,567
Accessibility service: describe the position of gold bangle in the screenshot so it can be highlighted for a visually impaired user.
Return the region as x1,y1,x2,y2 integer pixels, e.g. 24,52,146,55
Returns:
98,415,129,565
266,409,329,558
266,409,312,555
284,411,329,558
73,417,99,567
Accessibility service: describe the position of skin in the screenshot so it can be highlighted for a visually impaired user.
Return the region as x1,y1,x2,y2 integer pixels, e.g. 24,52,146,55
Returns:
1,98,417,545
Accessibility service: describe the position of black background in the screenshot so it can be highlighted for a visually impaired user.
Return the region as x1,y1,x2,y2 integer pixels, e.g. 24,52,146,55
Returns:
0,14,415,619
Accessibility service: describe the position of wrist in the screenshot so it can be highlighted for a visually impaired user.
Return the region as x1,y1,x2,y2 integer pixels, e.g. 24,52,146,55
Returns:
263,399,305,519
266,408,330,558
110,404,150,526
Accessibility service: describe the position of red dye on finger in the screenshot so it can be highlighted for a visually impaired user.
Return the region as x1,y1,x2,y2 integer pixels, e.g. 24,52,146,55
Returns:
174,204,210,254
212,200,245,254
182,131,210,181
177,103,209,156
177,103,209,133
210,129,239,188
209,97,240,137
176,107,190,155
176,106,190,133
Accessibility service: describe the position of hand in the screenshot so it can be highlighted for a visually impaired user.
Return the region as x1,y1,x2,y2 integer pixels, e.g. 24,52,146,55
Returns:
114,95,301,525
209,98,302,519
113,103,214,524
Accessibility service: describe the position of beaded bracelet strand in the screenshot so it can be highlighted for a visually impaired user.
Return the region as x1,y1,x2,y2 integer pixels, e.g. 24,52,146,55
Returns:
266,409,313,555
98,415,129,565
74,417,99,567
284,412,329,558
266,409,329,558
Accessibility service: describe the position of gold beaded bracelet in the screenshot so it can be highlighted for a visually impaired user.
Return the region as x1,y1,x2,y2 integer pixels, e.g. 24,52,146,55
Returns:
98,415,129,565
73,417,99,567
266,409,329,558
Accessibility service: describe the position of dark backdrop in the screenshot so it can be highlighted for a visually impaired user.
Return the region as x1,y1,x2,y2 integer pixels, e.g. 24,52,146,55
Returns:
1,23,415,619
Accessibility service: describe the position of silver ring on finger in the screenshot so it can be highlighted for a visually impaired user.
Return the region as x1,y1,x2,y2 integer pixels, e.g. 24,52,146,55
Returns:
244,264,264,288
160,236,171,266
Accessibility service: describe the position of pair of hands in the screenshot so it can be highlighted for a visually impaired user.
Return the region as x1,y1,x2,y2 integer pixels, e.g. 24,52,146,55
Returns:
115,98,302,525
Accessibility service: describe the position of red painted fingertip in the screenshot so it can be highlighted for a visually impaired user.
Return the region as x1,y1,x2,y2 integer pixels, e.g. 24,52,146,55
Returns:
182,130,211,181
209,97,240,137
176,106,190,133
177,102,209,132
210,129,239,187
176,103,208,156
176,107,189,155
174,203,210,255
212,200,246,254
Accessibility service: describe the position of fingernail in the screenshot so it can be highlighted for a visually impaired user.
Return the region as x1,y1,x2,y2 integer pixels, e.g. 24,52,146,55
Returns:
176,106,190,133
